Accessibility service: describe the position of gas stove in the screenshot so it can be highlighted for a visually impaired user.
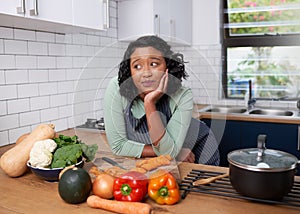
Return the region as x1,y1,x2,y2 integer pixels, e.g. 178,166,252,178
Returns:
76,118,105,131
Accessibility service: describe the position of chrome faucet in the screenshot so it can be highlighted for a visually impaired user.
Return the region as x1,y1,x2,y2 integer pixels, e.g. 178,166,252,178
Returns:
297,100,300,113
247,79,256,109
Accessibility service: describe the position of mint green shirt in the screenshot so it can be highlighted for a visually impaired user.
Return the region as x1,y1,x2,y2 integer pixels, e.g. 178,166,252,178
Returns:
104,76,194,158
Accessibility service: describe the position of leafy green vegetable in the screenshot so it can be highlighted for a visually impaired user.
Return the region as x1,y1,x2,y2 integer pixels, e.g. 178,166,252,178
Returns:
51,134,98,168
53,135,78,148
51,144,82,168
80,143,98,162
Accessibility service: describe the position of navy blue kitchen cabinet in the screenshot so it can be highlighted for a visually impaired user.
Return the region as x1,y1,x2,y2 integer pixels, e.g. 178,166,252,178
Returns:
202,119,300,174
241,121,300,175
202,119,243,167
241,122,298,156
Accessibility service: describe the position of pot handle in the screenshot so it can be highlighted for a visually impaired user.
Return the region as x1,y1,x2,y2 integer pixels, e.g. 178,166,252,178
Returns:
257,134,267,161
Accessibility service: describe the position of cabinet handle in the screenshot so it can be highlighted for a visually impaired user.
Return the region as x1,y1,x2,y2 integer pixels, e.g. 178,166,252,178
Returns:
30,0,39,16
16,0,26,15
298,125,300,151
154,14,160,36
104,0,110,29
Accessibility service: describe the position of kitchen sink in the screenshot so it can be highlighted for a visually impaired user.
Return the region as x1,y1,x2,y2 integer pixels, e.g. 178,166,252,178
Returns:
248,109,294,117
205,106,247,114
199,105,298,118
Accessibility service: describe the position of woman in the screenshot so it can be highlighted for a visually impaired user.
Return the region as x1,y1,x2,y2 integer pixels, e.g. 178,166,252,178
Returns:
104,35,219,165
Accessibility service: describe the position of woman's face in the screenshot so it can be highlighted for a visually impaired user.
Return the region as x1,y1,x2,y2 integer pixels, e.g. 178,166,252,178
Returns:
130,47,167,97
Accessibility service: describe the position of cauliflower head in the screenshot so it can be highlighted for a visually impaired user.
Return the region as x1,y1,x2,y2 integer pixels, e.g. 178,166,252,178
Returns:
29,139,57,168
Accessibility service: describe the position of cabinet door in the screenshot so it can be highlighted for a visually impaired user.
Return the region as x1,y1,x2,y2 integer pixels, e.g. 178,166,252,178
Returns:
73,0,105,30
0,0,106,32
241,121,300,175
25,0,73,25
118,0,192,44
153,0,192,44
169,0,192,44
118,0,154,40
202,119,242,167
153,0,171,38
0,0,25,17
241,122,299,156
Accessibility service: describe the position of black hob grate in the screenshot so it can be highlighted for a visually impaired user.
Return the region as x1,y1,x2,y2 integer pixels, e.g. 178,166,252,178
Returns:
179,169,300,208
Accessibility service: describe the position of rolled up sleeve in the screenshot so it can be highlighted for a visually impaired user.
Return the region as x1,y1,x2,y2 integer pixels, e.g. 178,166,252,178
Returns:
104,77,145,157
152,87,193,158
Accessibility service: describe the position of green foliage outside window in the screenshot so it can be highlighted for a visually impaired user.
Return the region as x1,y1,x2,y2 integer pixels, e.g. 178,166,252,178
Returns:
228,0,300,35
226,0,300,99
228,47,298,98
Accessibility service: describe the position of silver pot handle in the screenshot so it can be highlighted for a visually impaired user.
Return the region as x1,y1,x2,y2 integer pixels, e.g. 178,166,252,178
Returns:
257,134,267,161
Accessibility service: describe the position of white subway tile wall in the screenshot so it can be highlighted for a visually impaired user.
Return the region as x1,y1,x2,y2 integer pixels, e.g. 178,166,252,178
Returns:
5,40,28,55
0,39,3,54
1,27,13,39
1,55,15,69
28,42,48,55
0,1,119,146
0,101,7,115
174,45,223,106
7,99,30,114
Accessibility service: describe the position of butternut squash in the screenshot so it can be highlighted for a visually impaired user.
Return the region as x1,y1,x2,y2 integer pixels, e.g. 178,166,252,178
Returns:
16,133,30,145
16,132,58,145
0,124,56,177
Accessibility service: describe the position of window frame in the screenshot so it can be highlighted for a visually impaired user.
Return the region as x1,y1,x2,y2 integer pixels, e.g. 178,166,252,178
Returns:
221,0,300,100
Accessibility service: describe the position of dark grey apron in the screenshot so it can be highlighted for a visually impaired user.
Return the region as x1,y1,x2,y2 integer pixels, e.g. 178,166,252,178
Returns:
124,96,220,165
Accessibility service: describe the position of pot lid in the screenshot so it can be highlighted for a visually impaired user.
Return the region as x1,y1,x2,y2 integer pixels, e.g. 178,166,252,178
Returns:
227,134,298,172
228,148,298,172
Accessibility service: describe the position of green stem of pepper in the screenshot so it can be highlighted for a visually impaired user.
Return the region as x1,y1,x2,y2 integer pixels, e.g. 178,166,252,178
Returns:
158,186,169,197
121,184,132,196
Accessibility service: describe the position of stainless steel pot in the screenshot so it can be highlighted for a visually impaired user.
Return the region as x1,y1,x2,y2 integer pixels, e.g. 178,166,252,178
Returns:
227,134,299,200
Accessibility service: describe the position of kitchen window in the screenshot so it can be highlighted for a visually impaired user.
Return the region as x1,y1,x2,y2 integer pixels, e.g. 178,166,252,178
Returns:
222,0,300,100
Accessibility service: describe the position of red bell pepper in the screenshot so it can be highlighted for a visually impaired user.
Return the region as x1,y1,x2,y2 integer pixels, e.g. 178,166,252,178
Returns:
113,171,148,202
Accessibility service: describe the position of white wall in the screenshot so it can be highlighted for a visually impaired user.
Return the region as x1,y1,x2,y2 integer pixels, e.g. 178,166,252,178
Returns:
0,1,119,146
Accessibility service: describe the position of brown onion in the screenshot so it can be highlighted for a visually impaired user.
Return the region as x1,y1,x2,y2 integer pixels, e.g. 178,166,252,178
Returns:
92,173,115,199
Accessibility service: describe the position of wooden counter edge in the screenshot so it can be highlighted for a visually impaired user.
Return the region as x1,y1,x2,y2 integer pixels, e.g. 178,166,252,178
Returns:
198,112,300,124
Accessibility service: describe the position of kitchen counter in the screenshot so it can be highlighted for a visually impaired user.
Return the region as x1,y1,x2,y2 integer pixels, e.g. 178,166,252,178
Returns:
1,129,300,214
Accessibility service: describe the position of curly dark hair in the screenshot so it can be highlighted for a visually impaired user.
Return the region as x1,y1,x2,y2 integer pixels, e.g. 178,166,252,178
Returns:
118,35,188,100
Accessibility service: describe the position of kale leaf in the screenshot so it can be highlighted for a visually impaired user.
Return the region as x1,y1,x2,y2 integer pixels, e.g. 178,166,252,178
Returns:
51,134,98,168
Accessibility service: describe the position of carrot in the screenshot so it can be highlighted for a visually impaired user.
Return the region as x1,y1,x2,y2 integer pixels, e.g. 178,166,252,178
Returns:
87,195,152,214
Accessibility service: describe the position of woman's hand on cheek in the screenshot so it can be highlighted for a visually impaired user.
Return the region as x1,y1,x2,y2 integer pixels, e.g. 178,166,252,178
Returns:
158,69,168,93
144,70,168,104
